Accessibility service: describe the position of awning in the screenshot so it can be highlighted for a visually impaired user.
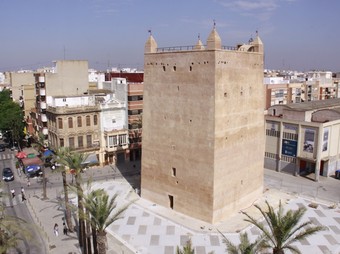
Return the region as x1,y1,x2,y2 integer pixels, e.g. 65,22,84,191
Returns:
82,153,99,165
25,165,41,173
16,151,27,159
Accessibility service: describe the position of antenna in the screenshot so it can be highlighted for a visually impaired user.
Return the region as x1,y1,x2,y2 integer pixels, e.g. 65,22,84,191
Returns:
148,29,152,35
213,19,216,28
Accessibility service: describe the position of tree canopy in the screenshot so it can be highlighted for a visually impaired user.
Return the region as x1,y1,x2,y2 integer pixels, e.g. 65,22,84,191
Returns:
0,89,25,142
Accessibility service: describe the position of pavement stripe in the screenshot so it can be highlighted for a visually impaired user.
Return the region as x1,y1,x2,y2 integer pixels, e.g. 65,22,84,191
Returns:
324,234,338,245
329,225,340,234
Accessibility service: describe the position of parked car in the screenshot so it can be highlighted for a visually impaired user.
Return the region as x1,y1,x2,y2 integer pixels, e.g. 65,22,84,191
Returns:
0,144,6,152
2,167,14,182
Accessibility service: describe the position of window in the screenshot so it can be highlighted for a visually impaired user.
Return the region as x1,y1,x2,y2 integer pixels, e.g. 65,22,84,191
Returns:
60,138,64,147
77,116,82,127
169,195,174,209
172,167,176,177
58,118,63,129
93,115,98,125
68,117,73,128
266,129,280,137
69,137,75,148
109,135,118,147
86,135,92,147
86,115,91,126
78,136,83,148
119,134,127,145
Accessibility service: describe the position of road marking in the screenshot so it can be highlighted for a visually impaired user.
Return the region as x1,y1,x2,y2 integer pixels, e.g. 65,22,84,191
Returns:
0,153,14,160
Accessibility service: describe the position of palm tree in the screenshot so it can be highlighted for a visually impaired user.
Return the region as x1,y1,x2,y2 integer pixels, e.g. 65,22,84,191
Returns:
242,200,327,254
54,147,74,232
84,188,131,254
35,132,48,199
62,151,88,253
218,229,265,254
176,239,195,254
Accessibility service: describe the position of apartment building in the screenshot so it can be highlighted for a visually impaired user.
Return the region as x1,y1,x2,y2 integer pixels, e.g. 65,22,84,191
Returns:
264,77,303,109
46,90,128,166
141,28,264,223
46,95,101,163
32,60,89,144
265,98,340,181
303,71,336,101
99,78,129,164
105,71,144,161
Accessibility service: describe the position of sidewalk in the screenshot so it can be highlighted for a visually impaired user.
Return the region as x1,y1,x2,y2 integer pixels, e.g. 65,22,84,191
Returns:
23,166,340,254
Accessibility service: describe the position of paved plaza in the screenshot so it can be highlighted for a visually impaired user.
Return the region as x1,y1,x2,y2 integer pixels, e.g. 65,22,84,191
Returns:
4,155,340,254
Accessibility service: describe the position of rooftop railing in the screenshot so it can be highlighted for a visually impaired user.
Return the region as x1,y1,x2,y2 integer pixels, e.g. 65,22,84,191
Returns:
156,45,244,52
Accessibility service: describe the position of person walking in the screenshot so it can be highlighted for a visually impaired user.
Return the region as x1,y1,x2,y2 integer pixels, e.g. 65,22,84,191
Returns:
54,223,59,236
27,177,31,187
63,224,68,235
11,189,15,198
21,187,26,202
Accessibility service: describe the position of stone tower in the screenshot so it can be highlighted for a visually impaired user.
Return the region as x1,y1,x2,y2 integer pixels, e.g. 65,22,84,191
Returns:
141,27,265,223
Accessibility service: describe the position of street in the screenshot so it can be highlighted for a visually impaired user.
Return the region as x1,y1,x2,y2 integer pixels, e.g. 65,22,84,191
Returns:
1,149,46,254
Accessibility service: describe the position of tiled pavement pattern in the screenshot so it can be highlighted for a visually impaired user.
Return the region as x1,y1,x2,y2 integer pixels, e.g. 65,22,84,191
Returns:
8,155,339,254
90,180,340,254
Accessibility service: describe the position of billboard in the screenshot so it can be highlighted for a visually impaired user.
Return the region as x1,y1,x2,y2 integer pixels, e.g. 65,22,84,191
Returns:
303,128,315,153
282,139,297,157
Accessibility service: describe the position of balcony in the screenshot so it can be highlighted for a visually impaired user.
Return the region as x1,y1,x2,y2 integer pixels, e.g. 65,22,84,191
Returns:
42,127,48,135
39,76,45,83
40,88,46,96
41,114,47,122
105,143,129,152
41,102,47,109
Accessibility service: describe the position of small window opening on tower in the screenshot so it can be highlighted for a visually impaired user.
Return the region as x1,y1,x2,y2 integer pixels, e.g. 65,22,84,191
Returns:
163,66,166,71
173,66,176,71
172,167,176,177
168,195,174,209
190,66,192,71
224,92,227,97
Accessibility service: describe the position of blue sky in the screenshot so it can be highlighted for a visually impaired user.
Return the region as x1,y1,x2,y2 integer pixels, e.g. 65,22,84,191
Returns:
1,0,339,72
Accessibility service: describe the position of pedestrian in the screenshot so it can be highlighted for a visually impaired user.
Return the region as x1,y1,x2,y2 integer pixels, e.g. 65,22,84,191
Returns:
27,177,31,187
63,225,68,235
21,187,25,194
21,192,26,202
54,223,59,236
11,189,15,198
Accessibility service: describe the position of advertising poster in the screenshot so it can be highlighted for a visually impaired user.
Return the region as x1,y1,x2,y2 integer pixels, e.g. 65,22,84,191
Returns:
322,128,329,152
282,139,297,157
303,129,315,153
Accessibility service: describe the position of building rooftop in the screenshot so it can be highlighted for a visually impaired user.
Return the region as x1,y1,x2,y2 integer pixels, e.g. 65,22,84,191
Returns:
282,98,340,111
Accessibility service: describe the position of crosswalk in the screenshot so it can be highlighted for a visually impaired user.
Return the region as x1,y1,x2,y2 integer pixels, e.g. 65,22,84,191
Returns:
0,153,15,160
